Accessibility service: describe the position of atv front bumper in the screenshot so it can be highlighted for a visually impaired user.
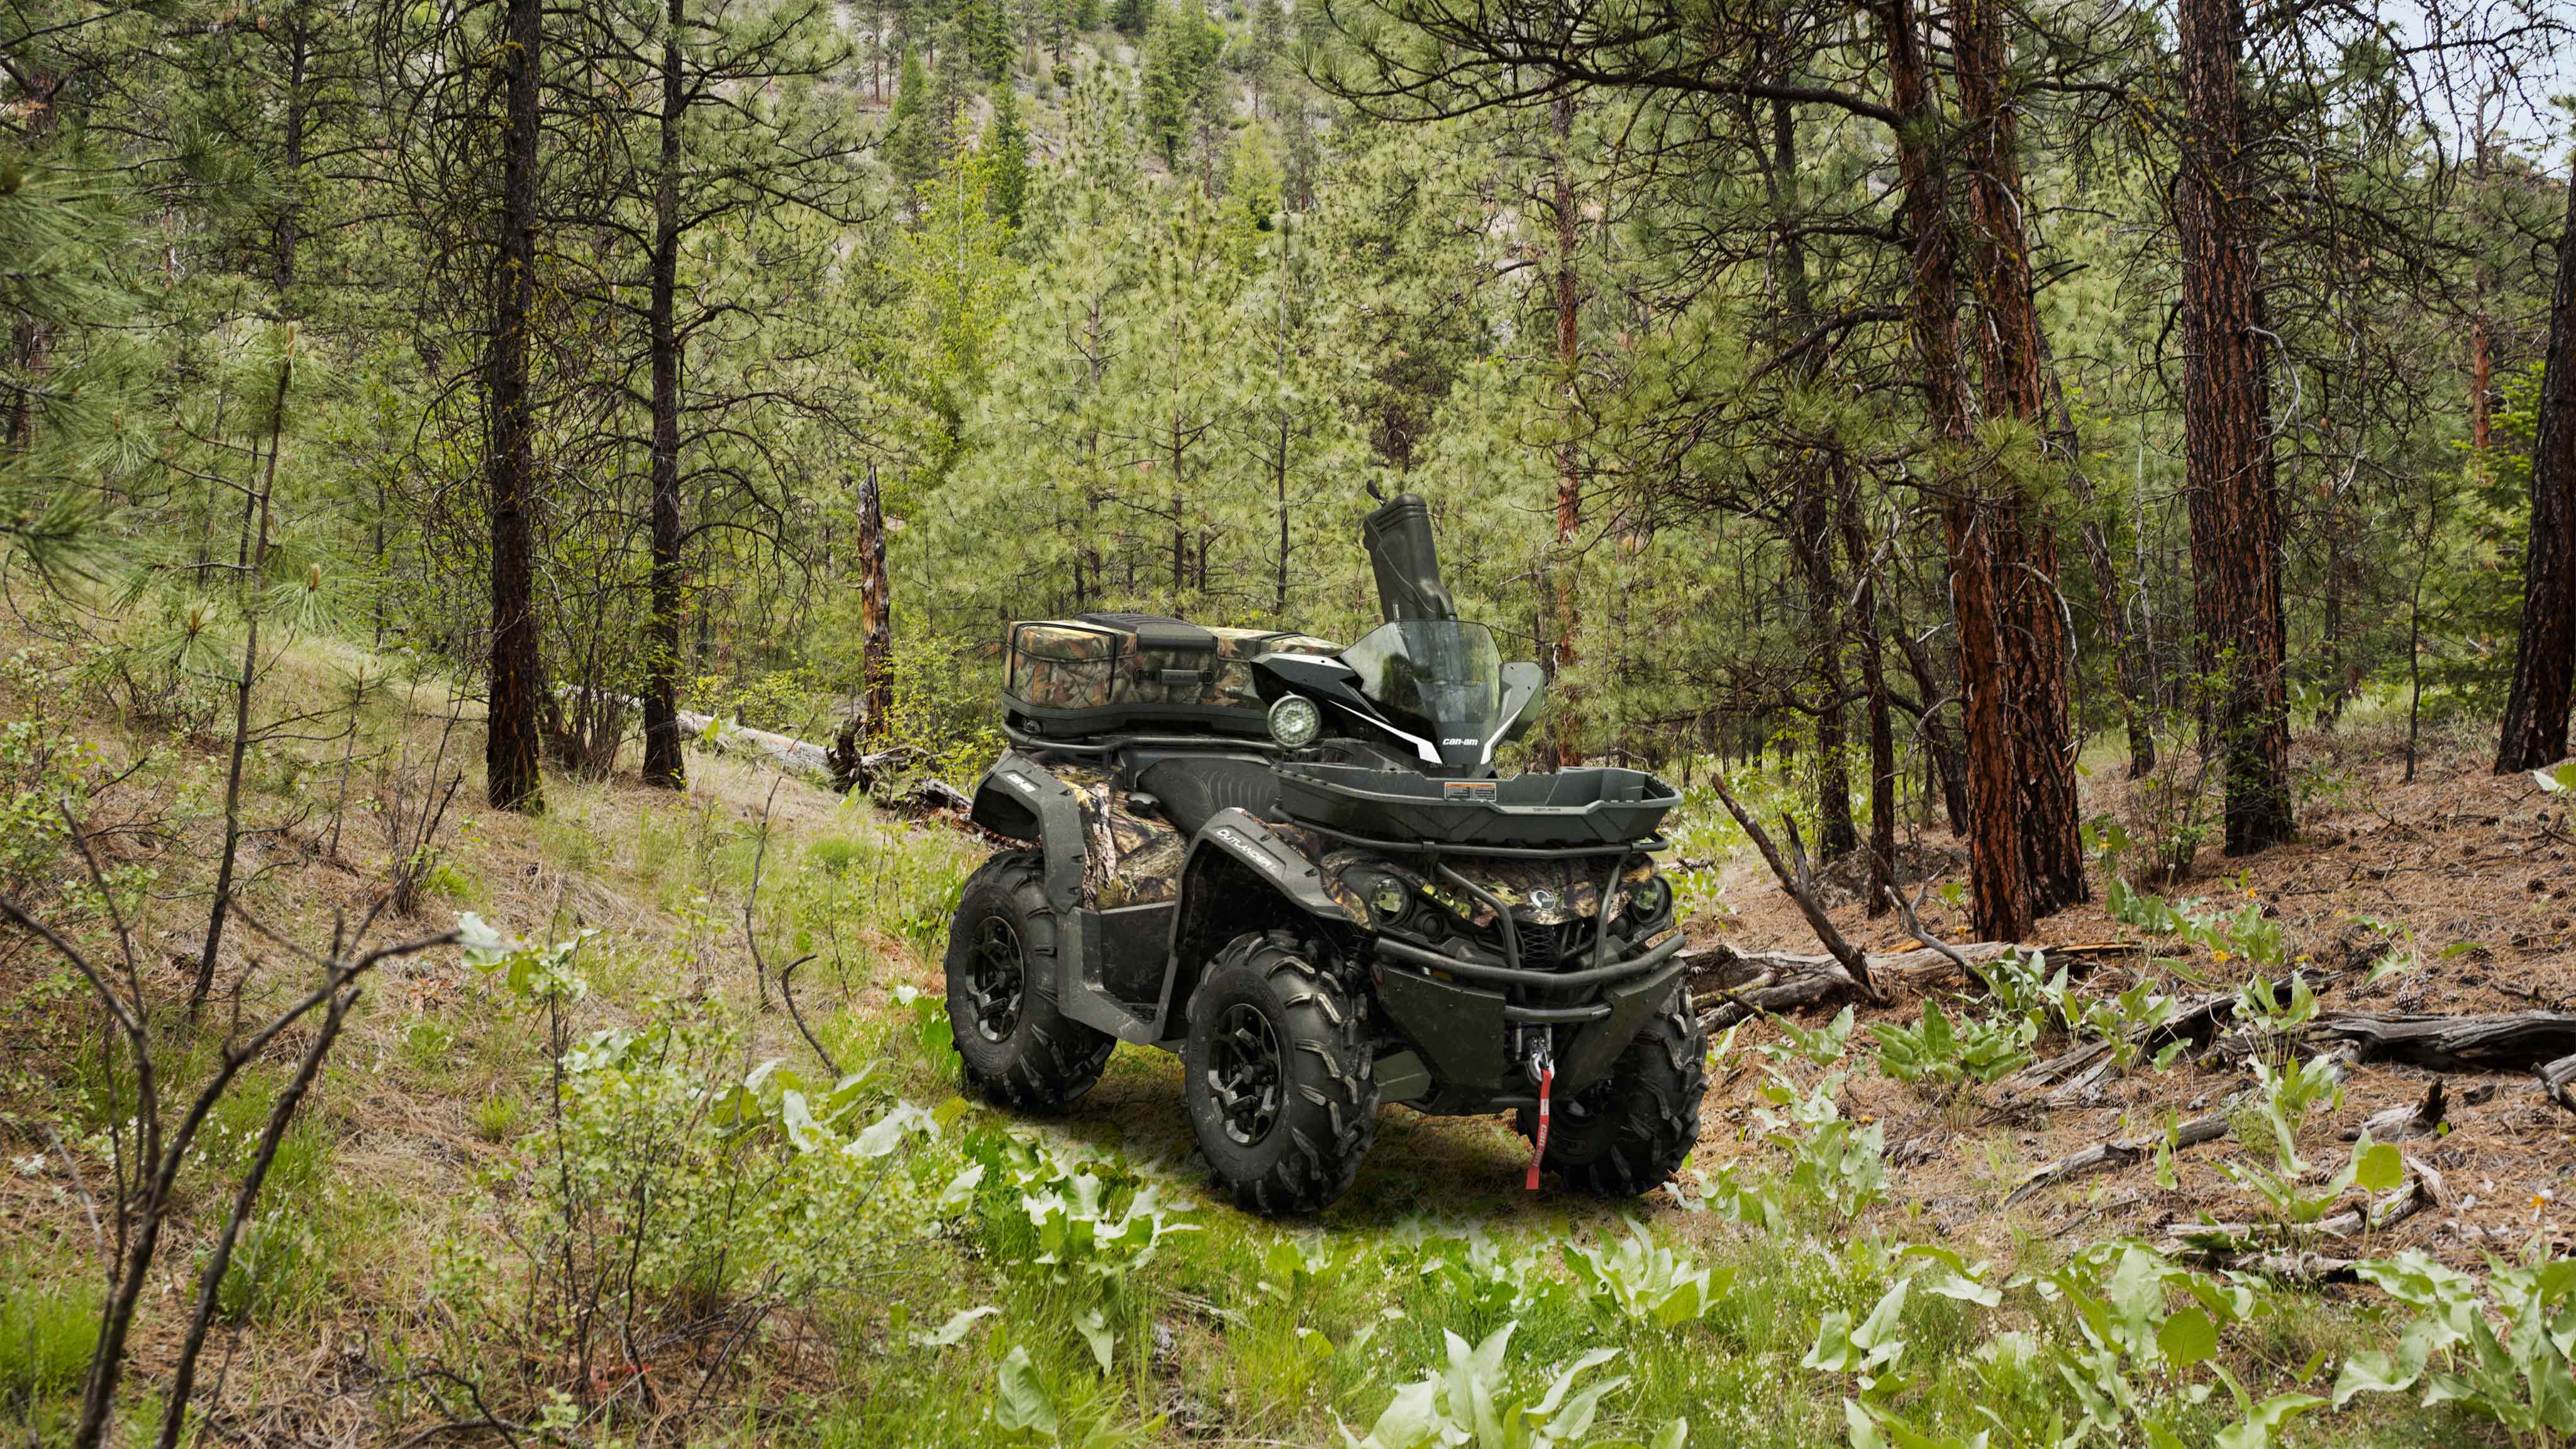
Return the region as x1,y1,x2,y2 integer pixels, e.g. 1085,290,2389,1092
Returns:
1369,928,1687,1107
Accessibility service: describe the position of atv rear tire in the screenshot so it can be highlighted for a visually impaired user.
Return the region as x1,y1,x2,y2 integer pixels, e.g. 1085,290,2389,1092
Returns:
1521,988,1705,1197
1184,931,1377,1215
944,853,1116,1111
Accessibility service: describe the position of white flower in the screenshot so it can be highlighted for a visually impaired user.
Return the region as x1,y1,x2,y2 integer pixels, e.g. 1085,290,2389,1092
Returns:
14,1153,46,1175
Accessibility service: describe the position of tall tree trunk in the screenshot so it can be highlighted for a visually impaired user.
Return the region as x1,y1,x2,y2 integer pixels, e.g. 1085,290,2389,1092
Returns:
1549,90,1584,767
1840,476,1898,913
1765,92,1854,859
191,344,292,1016
486,0,545,813
2175,0,2292,850
2496,174,2576,772
274,8,309,299
1955,0,2085,912
2048,364,2157,776
1794,496,1856,858
1879,0,2032,939
641,0,688,790
829,464,894,791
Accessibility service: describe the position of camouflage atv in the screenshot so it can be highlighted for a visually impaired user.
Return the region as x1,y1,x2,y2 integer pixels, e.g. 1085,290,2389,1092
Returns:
946,495,1706,1214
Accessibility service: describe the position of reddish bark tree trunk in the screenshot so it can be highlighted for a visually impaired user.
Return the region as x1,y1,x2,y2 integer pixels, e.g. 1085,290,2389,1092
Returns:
1955,0,2085,912
1879,0,2034,940
2497,175,2576,772
2175,0,2292,852
486,0,545,814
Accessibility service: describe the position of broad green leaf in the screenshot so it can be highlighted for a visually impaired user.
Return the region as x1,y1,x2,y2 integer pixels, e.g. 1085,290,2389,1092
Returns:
994,1346,1057,1435
2355,1140,2405,1194
2157,1306,2218,1367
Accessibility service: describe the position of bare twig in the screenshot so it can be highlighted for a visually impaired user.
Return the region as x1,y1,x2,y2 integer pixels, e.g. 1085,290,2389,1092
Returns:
1885,880,1973,979
777,953,839,1077
1706,771,1883,1002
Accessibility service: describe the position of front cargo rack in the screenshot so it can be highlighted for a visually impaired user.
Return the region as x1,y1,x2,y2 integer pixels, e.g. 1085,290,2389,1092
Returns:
1272,763,1680,847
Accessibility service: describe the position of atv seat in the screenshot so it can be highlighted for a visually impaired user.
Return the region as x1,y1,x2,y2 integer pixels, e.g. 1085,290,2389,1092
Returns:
1136,755,1279,838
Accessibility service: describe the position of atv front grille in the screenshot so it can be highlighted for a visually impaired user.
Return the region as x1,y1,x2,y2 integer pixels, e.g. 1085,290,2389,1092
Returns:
1511,916,1596,967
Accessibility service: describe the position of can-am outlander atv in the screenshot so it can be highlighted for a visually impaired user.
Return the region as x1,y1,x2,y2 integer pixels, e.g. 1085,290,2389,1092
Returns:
945,494,1707,1214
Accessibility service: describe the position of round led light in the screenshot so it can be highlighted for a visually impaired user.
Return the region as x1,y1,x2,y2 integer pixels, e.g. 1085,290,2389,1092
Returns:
1626,875,1672,924
1368,876,1409,922
1268,693,1322,748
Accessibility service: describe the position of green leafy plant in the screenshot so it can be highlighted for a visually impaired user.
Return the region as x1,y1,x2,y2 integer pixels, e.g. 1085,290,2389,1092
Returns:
1563,1219,1726,1328
2210,1131,2406,1236
471,1093,527,1143
1762,1004,1858,1067
2333,1247,2576,1443
1416,1231,1563,1320
1870,999,2036,1092
2014,1243,2323,1449
1340,1321,1675,1449
1754,1069,1886,1223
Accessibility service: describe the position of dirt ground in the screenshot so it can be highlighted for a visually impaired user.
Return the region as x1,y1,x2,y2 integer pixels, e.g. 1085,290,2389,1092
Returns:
1682,721,2576,1269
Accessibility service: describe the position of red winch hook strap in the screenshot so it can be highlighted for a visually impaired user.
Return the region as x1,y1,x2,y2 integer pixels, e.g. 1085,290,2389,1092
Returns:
1524,1065,1553,1191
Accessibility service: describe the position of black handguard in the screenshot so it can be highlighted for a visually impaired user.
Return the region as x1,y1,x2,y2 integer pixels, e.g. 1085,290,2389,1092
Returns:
1362,493,1458,624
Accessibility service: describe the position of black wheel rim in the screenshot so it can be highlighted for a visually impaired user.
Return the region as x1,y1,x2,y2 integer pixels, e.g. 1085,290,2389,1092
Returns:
966,914,1026,1043
1562,1076,1617,1126
1204,1002,1283,1146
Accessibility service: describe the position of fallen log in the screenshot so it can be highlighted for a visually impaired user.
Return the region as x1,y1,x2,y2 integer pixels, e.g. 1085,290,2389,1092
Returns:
1688,940,2135,1031
2542,1054,2576,1114
1999,1052,2355,1208
2002,1106,2237,1208
2306,1011,2576,1072
2165,1160,2446,1245
2347,1079,2445,1141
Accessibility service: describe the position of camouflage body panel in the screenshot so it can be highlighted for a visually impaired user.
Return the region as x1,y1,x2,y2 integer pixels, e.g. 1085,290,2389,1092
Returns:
1006,619,1341,716
1312,850,1657,928
1055,767,1188,908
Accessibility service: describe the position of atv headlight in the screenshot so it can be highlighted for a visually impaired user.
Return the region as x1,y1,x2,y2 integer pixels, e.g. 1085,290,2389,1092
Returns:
1268,694,1322,748
1624,875,1672,928
1366,875,1409,924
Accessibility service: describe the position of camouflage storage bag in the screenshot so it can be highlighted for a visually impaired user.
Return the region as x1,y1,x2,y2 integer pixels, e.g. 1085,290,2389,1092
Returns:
1004,613,1338,737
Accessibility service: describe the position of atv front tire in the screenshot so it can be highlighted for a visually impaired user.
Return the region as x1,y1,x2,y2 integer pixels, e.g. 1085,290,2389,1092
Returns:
1184,931,1377,1214
943,853,1116,1111
1521,987,1706,1197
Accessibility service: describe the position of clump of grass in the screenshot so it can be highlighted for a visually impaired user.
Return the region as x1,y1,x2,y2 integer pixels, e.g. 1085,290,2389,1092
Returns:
212,1209,325,1324
401,1015,458,1073
0,1253,101,1405
472,1093,527,1143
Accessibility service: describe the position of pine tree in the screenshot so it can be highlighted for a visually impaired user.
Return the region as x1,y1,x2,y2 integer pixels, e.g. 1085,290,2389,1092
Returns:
1140,3,1221,168
988,85,1031,228
884,50,943,199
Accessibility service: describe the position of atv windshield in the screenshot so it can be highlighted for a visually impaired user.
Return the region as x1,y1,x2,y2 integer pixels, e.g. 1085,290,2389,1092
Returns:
1341,620,1505,744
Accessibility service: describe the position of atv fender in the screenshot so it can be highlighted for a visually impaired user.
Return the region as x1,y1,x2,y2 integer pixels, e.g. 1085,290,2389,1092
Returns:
966,754,1160,1045
969,753,1087,912
1152,809,1363,1045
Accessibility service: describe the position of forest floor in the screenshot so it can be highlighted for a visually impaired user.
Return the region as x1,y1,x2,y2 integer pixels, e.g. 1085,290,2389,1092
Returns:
1696,719,2576,1273
0,650,2563,1447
